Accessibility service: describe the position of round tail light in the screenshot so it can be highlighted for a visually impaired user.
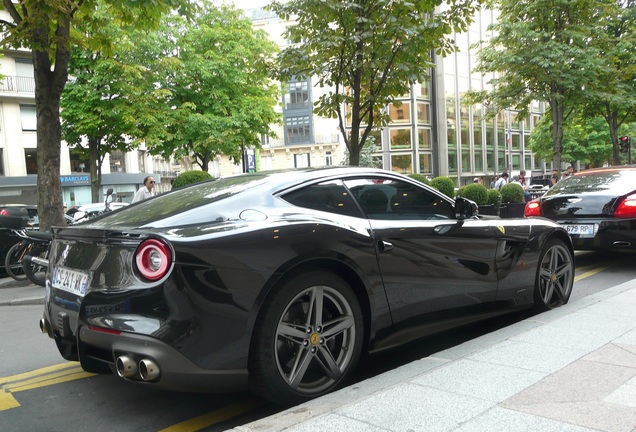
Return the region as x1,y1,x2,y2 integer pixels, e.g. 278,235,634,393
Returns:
524,199,541,217
135,238,172,281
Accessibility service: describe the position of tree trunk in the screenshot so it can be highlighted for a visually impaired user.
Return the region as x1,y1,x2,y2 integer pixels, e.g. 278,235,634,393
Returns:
32,18,71,231
89,137,101,203
550,97,564,172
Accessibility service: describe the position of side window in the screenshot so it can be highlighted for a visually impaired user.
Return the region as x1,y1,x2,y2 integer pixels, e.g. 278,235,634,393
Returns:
282,180,363,218
345,177,455,220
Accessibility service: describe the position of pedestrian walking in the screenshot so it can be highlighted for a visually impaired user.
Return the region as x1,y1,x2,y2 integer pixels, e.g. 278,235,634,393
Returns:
132,176,156,203
494,172,508,190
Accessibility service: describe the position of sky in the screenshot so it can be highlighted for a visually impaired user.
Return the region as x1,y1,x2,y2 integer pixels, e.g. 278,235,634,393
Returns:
224,0,272,9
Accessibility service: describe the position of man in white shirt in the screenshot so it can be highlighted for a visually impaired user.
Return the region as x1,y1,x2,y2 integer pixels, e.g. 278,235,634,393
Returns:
132,176,156,203
494,172,509,190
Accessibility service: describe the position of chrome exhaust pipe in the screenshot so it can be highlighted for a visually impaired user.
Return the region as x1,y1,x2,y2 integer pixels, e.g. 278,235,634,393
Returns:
116,355,138,378
139,359,160,382
39,318,49,335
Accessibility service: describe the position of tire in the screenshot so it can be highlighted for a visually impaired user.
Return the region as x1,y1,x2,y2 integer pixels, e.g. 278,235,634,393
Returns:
249,271,364,406
4,243,28,281
534,238,574,311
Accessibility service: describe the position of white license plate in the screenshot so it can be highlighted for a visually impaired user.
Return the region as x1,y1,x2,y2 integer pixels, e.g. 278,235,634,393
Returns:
52,266,91,297
563,224,595,237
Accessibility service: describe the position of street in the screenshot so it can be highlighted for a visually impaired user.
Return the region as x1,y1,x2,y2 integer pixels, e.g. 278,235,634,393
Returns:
0,251,633,431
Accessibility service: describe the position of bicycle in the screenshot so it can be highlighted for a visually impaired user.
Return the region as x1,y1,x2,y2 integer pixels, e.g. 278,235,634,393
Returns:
4,228,52,286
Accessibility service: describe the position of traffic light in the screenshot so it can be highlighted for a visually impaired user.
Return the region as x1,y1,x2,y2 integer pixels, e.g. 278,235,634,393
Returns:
619,136,630,153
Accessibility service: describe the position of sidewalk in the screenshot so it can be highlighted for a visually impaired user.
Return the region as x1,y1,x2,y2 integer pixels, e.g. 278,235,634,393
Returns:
232,279,636,432
0,276,44,306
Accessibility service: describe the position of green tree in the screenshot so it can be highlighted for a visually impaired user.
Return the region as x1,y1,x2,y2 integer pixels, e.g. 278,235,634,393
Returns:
269,0,482,166
582,2,636,164
529,114,615,168
154,3,281,172
470,0,610,172
61,14,175,203
0,0,195,230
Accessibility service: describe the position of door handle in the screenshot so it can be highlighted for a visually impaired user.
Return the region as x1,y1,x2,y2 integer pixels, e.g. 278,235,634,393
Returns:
379,241,393,252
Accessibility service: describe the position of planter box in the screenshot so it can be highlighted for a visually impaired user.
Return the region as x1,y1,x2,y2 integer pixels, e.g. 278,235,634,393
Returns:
499,202,526,219
477,204,499,216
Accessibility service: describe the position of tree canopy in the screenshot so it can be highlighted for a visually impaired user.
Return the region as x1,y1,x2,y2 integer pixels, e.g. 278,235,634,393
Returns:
0,0,195,230
268,0,483,166
470,0,611,171
153,3,281,171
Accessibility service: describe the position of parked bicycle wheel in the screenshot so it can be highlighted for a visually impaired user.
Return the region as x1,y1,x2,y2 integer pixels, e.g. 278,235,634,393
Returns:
23,244,49,287
4,242,28,281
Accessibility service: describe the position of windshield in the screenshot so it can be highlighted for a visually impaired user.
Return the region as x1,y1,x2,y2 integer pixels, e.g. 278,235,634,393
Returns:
546,170,636,197
89,174,271,228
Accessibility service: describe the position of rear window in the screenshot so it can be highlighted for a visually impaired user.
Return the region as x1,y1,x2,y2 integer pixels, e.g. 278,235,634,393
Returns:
89,174,271,228
546,170,636,197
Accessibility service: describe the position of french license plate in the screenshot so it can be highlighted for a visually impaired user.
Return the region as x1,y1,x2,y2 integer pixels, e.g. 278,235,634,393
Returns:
52,266,91,297
563,224,595,237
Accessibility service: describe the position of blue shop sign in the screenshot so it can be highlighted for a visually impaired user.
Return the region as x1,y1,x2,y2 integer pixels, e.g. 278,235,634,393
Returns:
60,175,91,186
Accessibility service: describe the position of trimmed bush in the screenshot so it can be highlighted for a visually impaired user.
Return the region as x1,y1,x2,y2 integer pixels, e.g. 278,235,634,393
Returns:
486,188,502,207
171,170,213,189
456,183,488,205
500,183,525,203
429,176,456,199
408,173,430,186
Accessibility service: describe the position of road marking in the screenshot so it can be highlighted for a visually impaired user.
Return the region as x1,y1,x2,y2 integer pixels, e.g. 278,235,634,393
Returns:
0,362,94,412
158,398,263,432
574,265,609,283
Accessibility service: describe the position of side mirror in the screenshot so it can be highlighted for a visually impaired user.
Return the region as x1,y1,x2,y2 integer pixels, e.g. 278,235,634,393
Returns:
455,197,478,219
106,187,114,196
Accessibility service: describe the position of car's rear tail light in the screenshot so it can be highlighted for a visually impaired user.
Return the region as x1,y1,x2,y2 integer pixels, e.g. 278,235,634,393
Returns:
0,209,8,216
614,194,636,218
525,200,541,217
135,238,172,281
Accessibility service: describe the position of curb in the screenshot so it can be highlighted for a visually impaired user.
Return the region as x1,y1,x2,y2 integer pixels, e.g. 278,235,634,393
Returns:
0,296,44,306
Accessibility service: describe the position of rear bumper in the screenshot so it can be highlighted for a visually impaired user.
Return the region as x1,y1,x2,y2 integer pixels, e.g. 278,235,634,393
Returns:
563,219,636,252
78,325,248,393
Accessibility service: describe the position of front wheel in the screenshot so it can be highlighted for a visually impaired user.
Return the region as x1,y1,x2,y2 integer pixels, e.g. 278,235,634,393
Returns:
534,238,574,311
249,271,364,406
5,243,27,281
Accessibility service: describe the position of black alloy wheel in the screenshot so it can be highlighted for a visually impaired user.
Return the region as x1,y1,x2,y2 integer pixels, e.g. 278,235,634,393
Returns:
534,238,574,311
249,271,363,406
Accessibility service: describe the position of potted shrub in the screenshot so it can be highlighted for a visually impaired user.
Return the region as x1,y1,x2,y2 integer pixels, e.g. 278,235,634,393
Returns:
456,183,488,205
500,183,526,218
429,176,456,199
408,173,430,186
171,170,213,189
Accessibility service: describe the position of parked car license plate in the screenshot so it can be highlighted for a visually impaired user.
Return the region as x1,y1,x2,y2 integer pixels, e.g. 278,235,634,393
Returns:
563,224,595,237
52,266,91,297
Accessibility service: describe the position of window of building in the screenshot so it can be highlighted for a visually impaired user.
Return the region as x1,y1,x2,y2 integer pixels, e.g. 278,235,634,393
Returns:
284,80,309,110
138,150,146,173
110,150,126,172
325,151,333,166
391,154,412,174
474,150,483,172
69,151,90,173
419,153,432,174
389,102,411,124
25,149,38,174
418,128,431,149
390,128,412,150
285,116,311,145
417,102,430,124
20,105,37,131
294,153,310,168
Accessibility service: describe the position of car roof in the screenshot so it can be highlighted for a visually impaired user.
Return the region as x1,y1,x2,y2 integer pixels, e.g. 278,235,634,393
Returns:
573,166,636,176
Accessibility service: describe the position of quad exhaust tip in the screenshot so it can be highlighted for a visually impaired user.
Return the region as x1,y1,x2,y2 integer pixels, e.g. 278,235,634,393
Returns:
116,355,138,378
139,359,160,382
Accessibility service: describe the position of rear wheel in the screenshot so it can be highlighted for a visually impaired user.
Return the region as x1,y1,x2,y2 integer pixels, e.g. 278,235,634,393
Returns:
249,271,363,406
5,243,27,281
534,238,574,311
